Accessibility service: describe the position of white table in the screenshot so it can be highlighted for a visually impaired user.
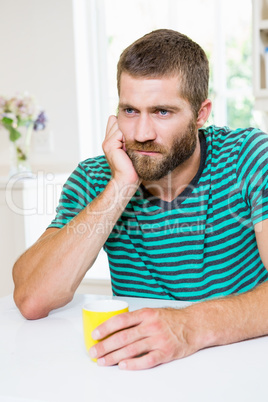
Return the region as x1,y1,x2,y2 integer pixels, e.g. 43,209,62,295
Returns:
1,294,268,402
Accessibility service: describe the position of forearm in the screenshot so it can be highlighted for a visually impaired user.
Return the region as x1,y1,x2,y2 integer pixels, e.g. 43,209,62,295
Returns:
186,281,268,351
13,178,137,319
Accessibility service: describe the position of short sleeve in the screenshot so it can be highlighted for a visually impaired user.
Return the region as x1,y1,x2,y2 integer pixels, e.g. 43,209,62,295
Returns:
48,163,97,229
236,129,268,226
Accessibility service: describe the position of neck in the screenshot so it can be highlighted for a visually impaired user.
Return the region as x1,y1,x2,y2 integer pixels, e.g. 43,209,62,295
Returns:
142,138,201,202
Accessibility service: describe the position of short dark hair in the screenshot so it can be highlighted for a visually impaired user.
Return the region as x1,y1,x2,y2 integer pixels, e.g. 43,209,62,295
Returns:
117,29,209,117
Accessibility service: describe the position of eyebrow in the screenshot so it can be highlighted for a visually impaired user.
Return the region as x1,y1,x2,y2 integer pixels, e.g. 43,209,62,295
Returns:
152,104,181,112
118,102,181,112
118,103,134,110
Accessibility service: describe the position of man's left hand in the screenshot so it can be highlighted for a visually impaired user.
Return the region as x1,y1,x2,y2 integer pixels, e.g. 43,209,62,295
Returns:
88,307,201,370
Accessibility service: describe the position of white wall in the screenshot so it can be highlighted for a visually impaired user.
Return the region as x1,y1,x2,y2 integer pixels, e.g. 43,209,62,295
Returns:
0,0,111,297
0,0,80,175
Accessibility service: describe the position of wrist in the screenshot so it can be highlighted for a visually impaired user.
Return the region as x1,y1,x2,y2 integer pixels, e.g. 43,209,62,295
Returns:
109,176,140,198
103,178,139,214
182,302,219,351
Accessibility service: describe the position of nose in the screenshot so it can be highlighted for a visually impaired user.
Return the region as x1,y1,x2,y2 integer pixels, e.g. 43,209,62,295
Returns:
134,114,157,143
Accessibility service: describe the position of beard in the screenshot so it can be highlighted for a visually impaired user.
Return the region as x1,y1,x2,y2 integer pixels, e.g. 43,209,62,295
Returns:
125,119,198,181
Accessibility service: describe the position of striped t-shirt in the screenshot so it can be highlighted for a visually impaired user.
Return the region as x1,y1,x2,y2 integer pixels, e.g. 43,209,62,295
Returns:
49,125,268,301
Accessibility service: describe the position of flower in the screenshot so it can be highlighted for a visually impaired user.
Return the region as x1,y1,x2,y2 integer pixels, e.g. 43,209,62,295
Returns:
33,111,47,131
0,92,47,142
0,96,5,114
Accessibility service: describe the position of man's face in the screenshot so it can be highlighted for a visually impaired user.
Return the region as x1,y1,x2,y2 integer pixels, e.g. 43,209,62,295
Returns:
117,73,198,182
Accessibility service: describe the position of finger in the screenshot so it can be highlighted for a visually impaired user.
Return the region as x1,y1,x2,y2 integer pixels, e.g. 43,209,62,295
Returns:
92,310,143,341
97,337,151,367
105,115,118,138
92,321,147,361
118,350,163,371
103,117,124,155
106,115,117,131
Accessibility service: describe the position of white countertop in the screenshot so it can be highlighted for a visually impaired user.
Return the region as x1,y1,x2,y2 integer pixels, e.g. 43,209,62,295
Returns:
0,172,69,190
1,293,268,402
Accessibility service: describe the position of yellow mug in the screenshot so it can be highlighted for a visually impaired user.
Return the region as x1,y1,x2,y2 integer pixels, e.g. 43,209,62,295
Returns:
82,299,129,361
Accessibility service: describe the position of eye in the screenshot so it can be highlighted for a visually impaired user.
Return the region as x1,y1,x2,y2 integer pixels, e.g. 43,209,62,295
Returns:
158,109,169,116
125,108,135,114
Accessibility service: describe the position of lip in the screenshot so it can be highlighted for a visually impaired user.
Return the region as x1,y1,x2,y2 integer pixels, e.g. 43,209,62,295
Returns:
135,150,160,156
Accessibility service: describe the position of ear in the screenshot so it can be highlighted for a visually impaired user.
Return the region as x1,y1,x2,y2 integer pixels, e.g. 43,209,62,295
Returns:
196,99,212,129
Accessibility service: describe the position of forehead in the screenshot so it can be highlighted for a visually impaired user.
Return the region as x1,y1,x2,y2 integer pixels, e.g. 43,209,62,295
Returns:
119,72,189,108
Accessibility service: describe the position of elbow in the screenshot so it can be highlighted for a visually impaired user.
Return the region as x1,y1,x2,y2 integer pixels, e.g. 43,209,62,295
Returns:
12,260,74,320
13,266,48,320
13,288,50,320
13,262,53,320
13,285,74,320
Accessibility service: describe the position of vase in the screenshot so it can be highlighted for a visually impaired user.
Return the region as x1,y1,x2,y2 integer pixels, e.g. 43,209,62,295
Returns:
9,125,33,177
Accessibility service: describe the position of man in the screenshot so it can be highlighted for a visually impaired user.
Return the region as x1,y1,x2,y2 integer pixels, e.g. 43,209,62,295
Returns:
13,29,268,370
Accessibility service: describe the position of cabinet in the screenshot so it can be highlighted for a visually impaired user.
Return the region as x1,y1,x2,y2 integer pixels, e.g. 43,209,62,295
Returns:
253,0,268,109
0,173,111,297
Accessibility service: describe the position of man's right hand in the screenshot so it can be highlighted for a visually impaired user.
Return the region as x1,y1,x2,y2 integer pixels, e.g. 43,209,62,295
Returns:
103,115,140,188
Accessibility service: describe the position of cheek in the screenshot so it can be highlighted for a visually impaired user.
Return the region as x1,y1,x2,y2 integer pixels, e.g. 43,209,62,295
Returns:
157,122,178,142
117,117,133,139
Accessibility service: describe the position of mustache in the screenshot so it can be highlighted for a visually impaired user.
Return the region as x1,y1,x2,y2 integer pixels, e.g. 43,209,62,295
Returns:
125,140,166,153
